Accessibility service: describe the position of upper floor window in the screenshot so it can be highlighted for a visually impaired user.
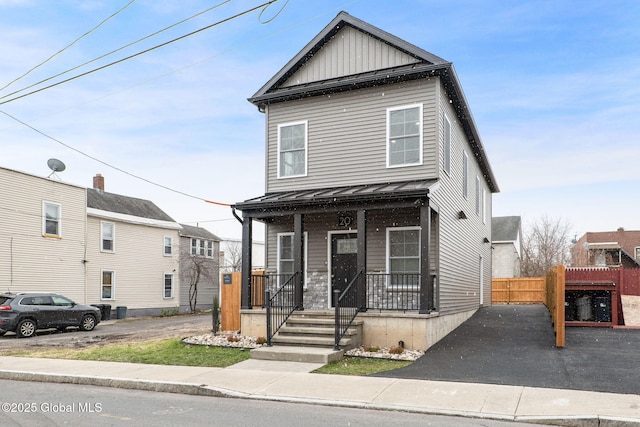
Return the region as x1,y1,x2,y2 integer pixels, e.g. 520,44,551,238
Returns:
443,115,451,174
278,121,307,178
43,201,61,237
482,188,487,224
101,221,114,252
191,238,214,258
387,104,422,167
475,176,481,215
462,151,469,199
163,236,173,256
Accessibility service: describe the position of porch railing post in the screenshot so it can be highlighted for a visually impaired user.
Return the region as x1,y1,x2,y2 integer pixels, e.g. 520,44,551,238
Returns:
265,290,272,347
334,289,341,350
419,203,431,313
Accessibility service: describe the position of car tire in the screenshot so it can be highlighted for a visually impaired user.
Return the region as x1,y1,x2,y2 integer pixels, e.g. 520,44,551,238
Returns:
16,319,36,338
79,314,96,331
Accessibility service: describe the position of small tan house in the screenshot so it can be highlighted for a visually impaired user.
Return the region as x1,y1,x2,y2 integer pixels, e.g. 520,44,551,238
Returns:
233,12,499,351
0,166,87,302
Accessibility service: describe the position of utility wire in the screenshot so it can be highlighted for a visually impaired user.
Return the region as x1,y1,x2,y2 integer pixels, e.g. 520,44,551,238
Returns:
0,110,231,206
0,0,233,102
0,0,138,93
0,0,278,106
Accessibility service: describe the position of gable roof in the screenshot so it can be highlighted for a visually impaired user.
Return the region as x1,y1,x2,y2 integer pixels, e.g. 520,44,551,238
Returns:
87,188,175,223
248,11,498,193
179,224,221,241
492,216,521,242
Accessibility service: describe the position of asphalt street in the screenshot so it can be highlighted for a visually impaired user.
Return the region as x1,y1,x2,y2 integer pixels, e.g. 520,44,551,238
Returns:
373,305,640,395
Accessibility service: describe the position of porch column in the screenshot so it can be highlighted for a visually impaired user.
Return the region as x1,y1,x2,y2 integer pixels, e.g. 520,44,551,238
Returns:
294,213,304,310
357,209,367,310
419,203,432,314
240,214,253,309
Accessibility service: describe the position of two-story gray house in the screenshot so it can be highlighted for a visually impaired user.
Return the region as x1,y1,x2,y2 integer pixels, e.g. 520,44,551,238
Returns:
233,12,498,352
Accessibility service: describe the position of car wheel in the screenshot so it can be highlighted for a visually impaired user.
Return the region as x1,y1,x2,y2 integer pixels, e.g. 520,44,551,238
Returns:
17,319,36,338
79,314,96,331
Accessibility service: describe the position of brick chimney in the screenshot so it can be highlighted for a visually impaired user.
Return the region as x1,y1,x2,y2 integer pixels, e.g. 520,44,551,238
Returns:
93,174,104,191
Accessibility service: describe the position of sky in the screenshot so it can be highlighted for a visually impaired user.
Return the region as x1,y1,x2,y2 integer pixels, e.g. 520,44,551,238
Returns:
1,0,639,241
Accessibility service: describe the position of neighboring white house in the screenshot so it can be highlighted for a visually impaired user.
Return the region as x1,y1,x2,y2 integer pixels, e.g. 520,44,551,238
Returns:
491,216,522,278
86,175,182,317
219,238,265,272
0,166,88,302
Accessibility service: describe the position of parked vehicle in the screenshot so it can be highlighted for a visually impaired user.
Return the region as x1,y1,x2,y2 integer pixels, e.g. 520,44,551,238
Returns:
0,292,101,338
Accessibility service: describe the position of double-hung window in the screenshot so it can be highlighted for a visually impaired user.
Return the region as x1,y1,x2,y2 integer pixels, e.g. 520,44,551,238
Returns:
463,151,469,199
164,273,174,298
387,227,420,288
277,232,307,287
191,238,214,258
278,121,307,178
43,201,61,237
163,236,173,256
101,270,115,300
101,222,114,252
387,104,422,167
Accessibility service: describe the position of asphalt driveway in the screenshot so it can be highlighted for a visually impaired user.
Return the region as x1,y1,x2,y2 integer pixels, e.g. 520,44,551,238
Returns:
373,304,640,395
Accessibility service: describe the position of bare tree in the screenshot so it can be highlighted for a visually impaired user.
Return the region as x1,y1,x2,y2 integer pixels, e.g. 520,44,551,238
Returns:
223,241,243,272
180,251,217,313
521,215,573,277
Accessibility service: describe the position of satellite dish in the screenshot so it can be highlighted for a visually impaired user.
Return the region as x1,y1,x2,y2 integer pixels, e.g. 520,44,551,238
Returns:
47,158,66,179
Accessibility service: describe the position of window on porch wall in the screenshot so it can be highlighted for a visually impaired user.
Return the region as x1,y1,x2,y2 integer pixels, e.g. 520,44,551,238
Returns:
387,227,420,288
277,232,307,289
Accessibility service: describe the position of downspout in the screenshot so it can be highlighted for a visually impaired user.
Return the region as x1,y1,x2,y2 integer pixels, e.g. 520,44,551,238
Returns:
231,207,243,225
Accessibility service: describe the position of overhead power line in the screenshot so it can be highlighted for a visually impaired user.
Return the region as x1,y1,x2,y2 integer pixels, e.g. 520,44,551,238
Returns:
0,0,279,106
0,0,233,103
0,0,138,93
0,110,232,206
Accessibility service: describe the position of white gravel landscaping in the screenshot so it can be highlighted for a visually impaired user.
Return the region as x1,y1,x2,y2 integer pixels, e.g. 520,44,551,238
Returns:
182,332,424,361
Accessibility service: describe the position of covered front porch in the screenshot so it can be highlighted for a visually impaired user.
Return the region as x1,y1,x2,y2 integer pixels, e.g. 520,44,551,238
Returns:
232,180,441,350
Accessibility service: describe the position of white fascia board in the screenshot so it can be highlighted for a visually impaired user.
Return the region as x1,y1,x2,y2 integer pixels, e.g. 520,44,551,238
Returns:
87,208,182,230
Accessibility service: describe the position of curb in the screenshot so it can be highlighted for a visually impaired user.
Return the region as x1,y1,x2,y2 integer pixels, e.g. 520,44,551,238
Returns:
1,370,640,427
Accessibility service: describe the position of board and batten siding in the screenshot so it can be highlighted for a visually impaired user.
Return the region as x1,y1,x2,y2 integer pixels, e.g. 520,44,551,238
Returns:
430,82,492,315
265,78,439,193
282,25,420,88
0,167,88,302
86,216,180,309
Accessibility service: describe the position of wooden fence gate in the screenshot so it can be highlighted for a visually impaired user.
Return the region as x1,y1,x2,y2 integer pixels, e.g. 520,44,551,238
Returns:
492,277,546,304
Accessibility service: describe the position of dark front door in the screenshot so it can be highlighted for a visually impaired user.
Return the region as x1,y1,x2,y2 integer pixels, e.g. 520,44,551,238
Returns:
331,233,358,307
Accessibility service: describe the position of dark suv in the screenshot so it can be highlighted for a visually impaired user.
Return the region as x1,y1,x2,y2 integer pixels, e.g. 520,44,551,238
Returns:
0,292,101,338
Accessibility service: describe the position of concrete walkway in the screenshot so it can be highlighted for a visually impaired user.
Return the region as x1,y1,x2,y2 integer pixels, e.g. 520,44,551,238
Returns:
0,356,638,426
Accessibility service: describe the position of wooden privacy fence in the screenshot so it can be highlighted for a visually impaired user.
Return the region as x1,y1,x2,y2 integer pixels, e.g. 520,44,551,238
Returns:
492,277,546,304
545,265,565,347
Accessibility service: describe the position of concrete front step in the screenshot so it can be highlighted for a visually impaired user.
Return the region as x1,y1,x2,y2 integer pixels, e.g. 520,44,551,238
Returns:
250,345,343,364
271,334,353,348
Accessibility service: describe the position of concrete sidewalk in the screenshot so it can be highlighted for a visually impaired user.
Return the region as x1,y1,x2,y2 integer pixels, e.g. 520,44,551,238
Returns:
0,356,638,426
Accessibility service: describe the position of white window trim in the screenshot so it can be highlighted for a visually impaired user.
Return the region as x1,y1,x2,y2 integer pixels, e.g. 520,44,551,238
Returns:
163,272,174,299
101,269,115,301
191,238,214,258
483,188,487,224
443,115,451,175
386,226,421,290
475,176,481,215
277,232,308,289
386,103,423,168
462,151,469,199
163,235,173,256
277,120,308,179
101,221,115,253
42,201,62,237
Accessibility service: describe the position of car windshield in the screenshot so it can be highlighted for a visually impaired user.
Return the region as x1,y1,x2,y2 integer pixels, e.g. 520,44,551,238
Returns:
0,297,10,305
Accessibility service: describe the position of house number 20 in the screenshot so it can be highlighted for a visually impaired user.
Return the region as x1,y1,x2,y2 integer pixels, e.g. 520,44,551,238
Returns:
338,215,353,227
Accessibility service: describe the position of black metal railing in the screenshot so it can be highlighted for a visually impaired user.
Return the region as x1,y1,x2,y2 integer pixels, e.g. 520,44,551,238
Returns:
265,272,300,346
334,270,364,350
365,273,421,311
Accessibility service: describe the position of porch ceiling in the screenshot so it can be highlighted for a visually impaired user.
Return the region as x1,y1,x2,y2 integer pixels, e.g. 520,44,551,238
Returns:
233,179,437,215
